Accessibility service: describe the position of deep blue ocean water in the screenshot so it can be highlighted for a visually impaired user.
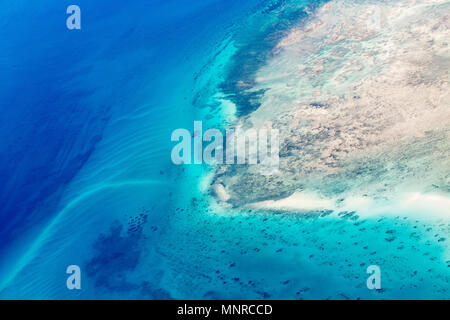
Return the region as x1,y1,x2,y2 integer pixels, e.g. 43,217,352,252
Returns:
0,0,448,299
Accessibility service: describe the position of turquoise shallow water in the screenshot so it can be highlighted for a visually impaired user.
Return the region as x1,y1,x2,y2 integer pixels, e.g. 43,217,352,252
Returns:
0,0,448,299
